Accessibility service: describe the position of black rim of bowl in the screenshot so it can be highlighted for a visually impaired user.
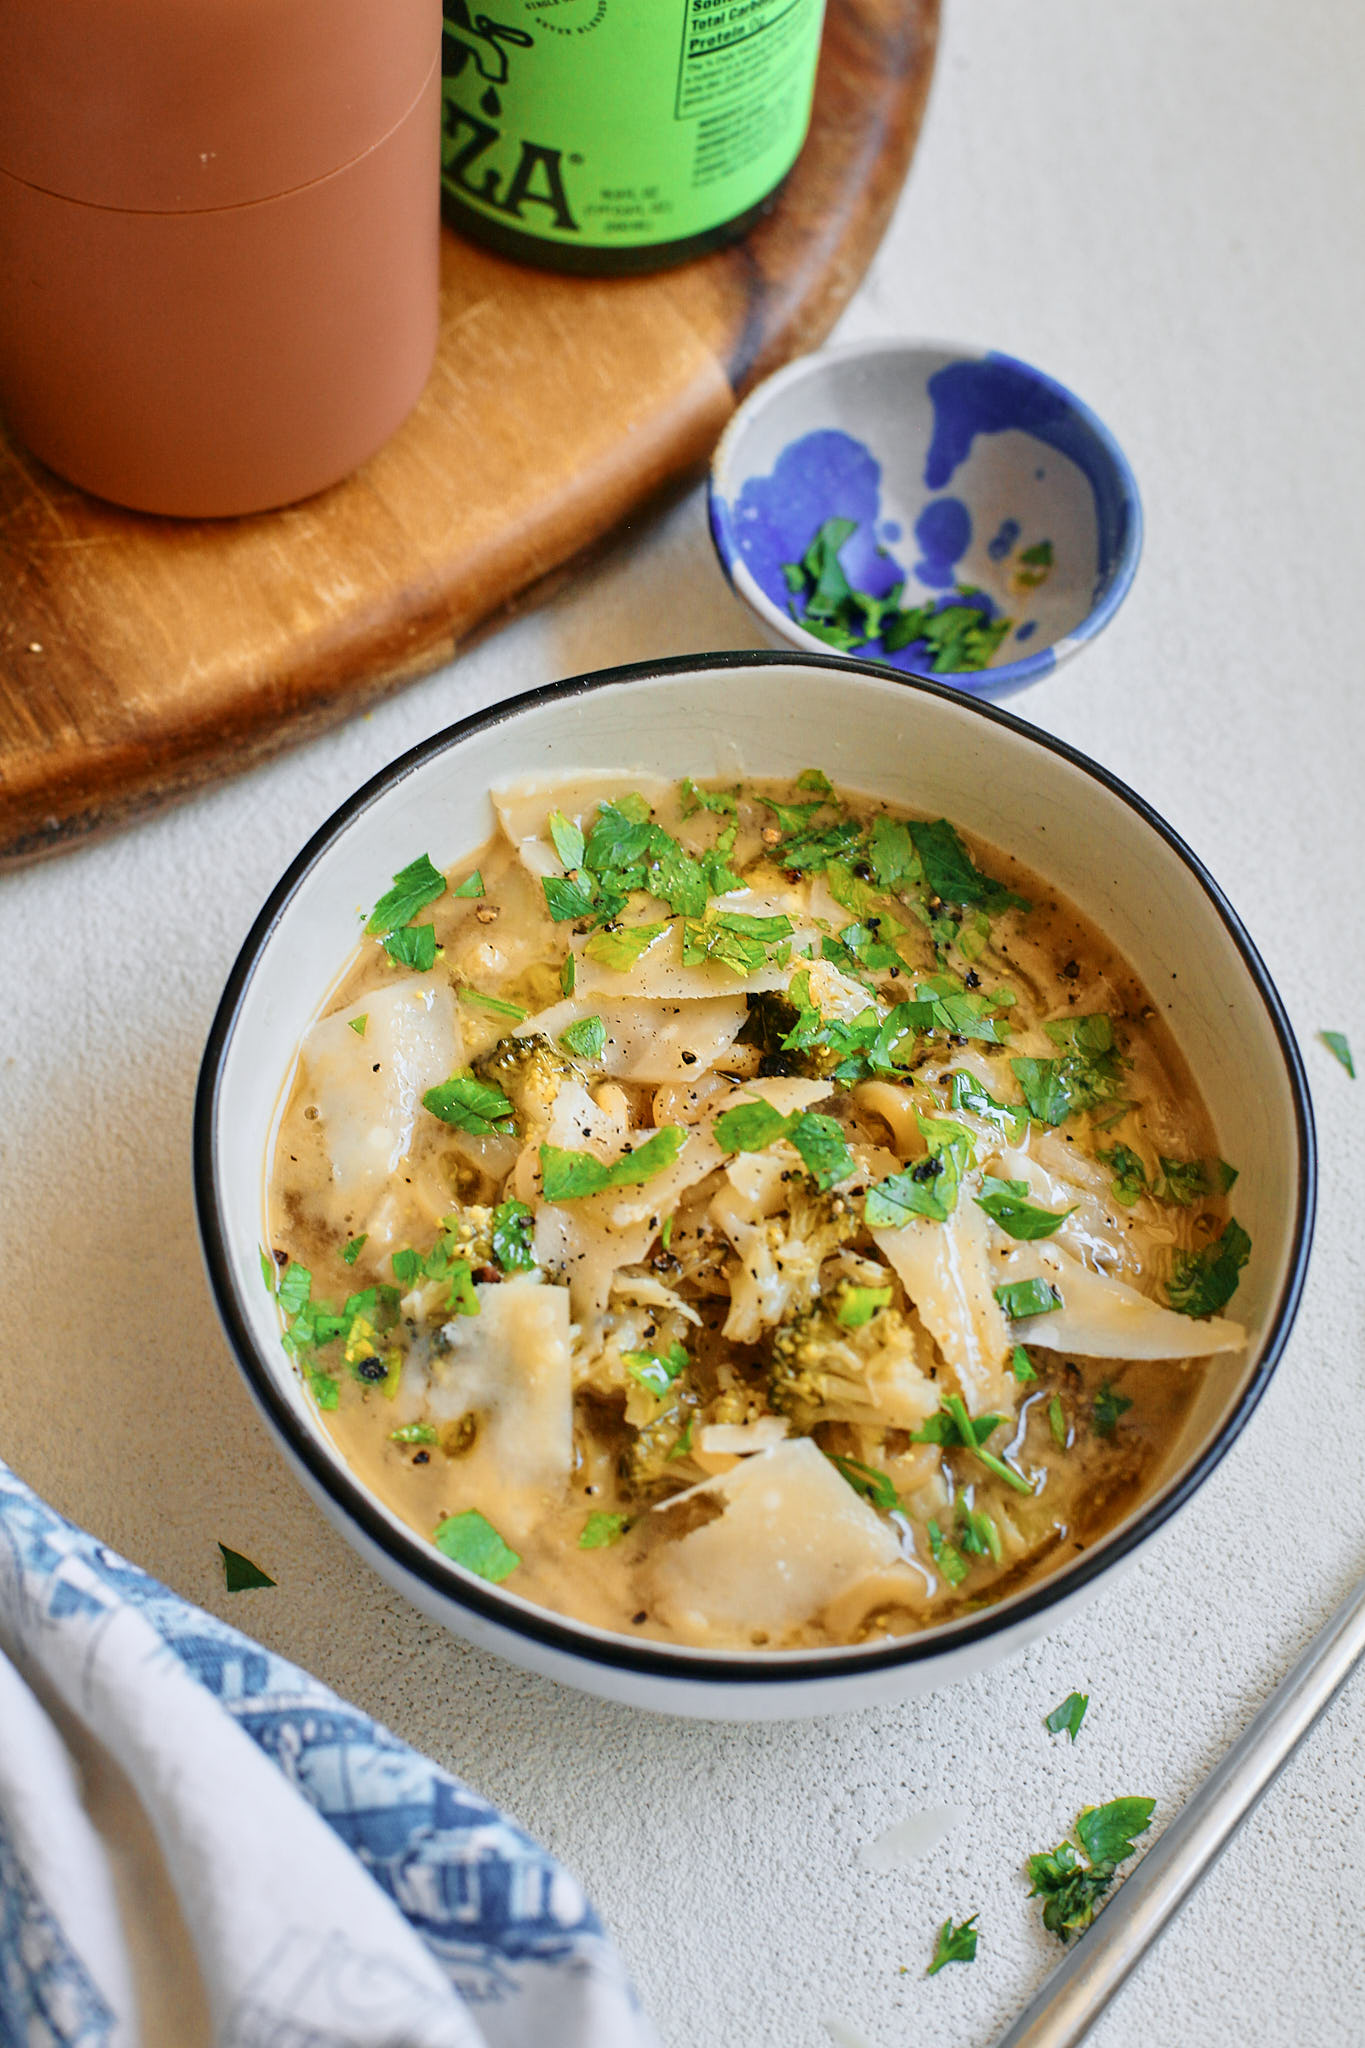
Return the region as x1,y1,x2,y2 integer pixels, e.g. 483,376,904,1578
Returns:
194,650,1316,1688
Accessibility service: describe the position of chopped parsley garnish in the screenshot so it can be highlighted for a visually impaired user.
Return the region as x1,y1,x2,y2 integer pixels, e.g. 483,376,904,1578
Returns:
1097,1141,1146,1206
1027,1799,1155,1943
391,1228,483,1313
543,874,597,922
957,1502,1002,1562
796,767,833,794
548,810,585,869
490,1198,536,1272
926,1914,979,1976
1155,1156,1209,1207
781,518,1015,672
583,921,669,971
277,1261,312,1316
1011,1016,1125,1125
679,777,737,816
366,853,447,936
390,1422,438,1444
452,870,484,898
341,1235,368,1266
1322,1030,1355,1078
713,1099,856,1191
559,1014,607,1060
382,923,437,971
1049,1395,1068,1448
560,952,576,996
682,910,793,976
1044,1691,1089,1743
1166,1218,1251,1318
218,1543,275,1591
622,1341,689,1398
1011,1344,1037,1384
864,1116,973,1226
974,1175,1074,1239
908,818,1029,913
460,987,528,1021
347,1014,367,1036
579,1510,630,1548
433,1509,520,1582
913,1394,1033,1495
949,1069,1029,1141
307,1368,340,1410
827,1454,900,1510
835,1282,894,1329
539,1125,686,1201
422,1071,517,1135
994,1276,1063,1320
1093,1382,1133,1437
927,1517,970,1585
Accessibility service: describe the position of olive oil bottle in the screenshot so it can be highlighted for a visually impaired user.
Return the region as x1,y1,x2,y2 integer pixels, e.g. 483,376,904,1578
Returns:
441,0,827,273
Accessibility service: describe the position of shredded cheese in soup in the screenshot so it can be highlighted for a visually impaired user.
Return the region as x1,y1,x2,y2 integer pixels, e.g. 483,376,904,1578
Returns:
266,773,1252,1650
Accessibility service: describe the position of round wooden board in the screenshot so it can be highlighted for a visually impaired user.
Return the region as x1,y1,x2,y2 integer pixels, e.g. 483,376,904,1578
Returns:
0,0,939,868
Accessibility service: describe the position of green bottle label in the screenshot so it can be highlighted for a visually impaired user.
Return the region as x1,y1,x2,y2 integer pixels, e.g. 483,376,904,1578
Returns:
441,0,826,250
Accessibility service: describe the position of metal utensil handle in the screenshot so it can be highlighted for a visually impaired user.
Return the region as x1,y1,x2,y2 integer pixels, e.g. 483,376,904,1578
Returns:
993,1571,1365,2048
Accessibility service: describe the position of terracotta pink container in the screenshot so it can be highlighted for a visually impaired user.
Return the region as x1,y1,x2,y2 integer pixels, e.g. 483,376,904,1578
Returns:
0,0,441,517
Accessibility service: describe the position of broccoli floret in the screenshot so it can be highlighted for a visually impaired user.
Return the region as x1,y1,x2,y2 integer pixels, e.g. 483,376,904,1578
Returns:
767,1296,933,1435
618,1388,702,1497
472,1032,576,1129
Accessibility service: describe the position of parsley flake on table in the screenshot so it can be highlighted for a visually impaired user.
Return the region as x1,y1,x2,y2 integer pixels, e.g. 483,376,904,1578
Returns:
539,1125,685,1201
1044,1690,1090,1743
434,1510,521,1582
1166,1218,1251,1318
365,853,447,935
422,1072,517,1135
1027,1797,1155,1942
218,1543,276,1591
926,1913,979,1975
1321,1030,1355,1077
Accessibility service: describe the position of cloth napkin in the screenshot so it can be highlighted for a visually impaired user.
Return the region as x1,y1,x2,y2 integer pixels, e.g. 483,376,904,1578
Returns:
0,1457,658,2048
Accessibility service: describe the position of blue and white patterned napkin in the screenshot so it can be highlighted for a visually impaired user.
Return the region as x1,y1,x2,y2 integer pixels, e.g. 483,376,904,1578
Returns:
0,1458,658,2048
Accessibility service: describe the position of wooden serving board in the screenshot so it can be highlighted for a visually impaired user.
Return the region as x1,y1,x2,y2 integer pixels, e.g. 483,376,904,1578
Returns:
0,0,938,868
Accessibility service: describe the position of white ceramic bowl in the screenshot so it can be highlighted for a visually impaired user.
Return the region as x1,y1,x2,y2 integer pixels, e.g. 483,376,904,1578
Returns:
709,340,1143,700
195,654,1313,1720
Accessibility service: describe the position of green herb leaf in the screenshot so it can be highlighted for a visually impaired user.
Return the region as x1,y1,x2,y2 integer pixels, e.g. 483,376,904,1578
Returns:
453,870,485,899
259,1246,275,1289
391,1247,423,1287
927,1517,970,1586
1322,1030,1355,1078
1027,1798,1153,1943
218,1543,275,1591
539,1125,686,1201
460,987,528,1022
1049,1395,1068,1448
341,1235,367,1266
390,1422,438,1444
383,922,437,971
542,873,597,922
642,827,710,918
547,810,586,870
1044,1013,1115,1059
1155,1156,1209,1207
835,1283,894,1329
423,1071,517,1135
1166,1219,1251,1318
926,1914,979,1976
583,922,668,972
307,1369,339,1410
994,1276,1063,1319
1011,1343,1037,1384
560,952,576,996
975,1175,1074,1240
957,1502,1003,1562
949,1069,1030,1141
366,853,447,936
559,1014,607,1060
1044,1691,1089,1742
347,1015,368,1036
796,767,833,794
679,777,737,816
1010,1057,1077,1126
579,1510,630,1549
1093,1382,1133,1437
1097,1142,1147,1207
826,1453,900,1510
868,814,921,892
622,1341,689,1398
434,1509,520,1582
908,819,1029,912
787,1112,856,1191
1076,1797,1156,1868
714,1098,796,1153
490,1198,537,1272
277,1262,312,1316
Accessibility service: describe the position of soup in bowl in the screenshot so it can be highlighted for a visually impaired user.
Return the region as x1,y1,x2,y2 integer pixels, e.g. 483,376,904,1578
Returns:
195,655,1313,1719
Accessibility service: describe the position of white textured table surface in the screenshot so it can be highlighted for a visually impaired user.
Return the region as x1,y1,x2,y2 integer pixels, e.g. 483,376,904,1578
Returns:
3,3,1363,2043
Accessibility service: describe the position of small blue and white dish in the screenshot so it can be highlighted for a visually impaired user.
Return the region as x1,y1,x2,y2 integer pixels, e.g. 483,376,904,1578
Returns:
708,340,1143,701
